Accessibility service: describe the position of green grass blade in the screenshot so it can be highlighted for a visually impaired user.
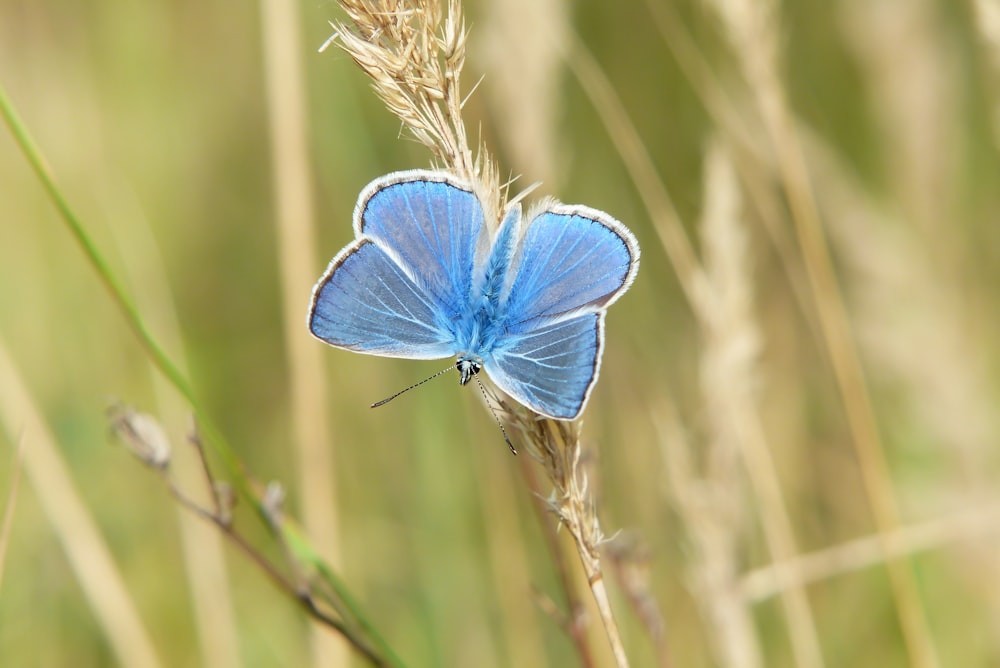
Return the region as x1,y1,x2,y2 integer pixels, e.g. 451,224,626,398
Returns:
0,80,404,668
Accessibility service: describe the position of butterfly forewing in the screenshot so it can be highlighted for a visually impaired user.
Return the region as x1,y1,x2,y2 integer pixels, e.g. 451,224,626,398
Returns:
309,238,456,359
502,206,639,329
357,172,484,316
481,207,638,418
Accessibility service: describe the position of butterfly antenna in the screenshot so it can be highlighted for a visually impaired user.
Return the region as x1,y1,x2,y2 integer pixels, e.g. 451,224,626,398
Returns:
371,365,455,408
473,375,517,455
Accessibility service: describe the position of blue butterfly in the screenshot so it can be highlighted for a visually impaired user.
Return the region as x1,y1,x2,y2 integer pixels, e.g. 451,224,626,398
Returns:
308,170,639,420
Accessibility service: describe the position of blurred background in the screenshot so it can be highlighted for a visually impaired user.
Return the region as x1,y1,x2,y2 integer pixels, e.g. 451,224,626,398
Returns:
2,0,1000,666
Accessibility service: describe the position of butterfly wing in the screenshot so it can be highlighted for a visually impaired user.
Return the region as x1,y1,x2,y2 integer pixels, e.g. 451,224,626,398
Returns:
309,171,485,360
355,171,485,316
484,205,639,418
309,238,456,358
502,204,639,324
485,313,604,419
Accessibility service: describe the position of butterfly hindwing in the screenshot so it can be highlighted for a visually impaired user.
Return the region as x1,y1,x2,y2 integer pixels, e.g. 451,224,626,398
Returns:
485,313,603,420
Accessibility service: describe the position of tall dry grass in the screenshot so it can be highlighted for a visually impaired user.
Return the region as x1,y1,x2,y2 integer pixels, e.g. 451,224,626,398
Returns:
0,343,161,667
0,434,24,597
259,0,344,664
2,0,1000,665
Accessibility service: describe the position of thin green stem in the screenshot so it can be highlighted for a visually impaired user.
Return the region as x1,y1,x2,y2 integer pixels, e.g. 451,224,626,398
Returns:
0,82,237,475
0,80,403,668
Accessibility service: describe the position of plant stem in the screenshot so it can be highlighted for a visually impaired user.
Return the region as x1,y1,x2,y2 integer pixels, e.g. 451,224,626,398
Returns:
583,565,629,668
0,79,403,668
518,456,596,668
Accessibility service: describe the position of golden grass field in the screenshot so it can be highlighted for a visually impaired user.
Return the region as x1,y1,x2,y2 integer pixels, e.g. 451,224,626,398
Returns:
2,0,1000,666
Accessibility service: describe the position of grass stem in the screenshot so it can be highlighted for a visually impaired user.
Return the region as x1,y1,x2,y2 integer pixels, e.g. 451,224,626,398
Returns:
0,79,403,668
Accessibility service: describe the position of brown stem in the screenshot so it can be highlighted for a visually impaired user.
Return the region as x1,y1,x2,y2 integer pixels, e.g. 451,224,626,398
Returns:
159,458,392,667
518,456,596,668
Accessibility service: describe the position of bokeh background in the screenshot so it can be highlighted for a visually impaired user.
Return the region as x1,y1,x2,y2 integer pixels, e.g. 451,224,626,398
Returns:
2,0,1000,666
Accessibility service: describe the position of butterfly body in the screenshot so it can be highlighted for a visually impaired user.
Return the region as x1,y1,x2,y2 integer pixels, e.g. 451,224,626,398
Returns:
309,170,639,420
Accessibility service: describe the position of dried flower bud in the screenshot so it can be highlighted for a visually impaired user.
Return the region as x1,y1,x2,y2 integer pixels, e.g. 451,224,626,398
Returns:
262,481,285,526
107,403,171,469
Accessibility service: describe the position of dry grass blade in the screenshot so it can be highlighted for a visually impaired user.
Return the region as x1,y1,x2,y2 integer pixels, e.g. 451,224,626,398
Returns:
972,0,1000,146
655,403,762,668
742,502,1000,602
479,0,567,185
504,405,629,667
806,122,1000,645
260,0,343,664
330,0,475,180
0,432,25,595
606,537,672,667
690,140,767,668
517,454,598,668
565,26,819,664
640,0,823,347
705,0,941,664
564,32,707,308
694,139,823,668
0,341,162,668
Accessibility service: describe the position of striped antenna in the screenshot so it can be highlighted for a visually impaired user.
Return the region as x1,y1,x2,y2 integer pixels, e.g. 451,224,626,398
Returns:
472,374,517,455
370,365,455,408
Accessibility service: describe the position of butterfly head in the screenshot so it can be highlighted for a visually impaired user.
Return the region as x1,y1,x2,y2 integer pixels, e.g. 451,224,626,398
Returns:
455,353,516,454
456,355,482,386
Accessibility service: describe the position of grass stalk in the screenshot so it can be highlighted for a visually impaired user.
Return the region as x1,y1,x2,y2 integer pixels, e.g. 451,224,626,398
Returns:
565,32,823,666
742,502,1000,601
656,404,762,668
695,139,824,668
707,1,940,664
473,443,549,668
639,0,825,345
258,0,344,664
517,455,596,668
0,79,402,668
0,342,163,668
973,0,1000,146
481,0,630,661
508,412,629,667
0,81,240,487
563,33,706,309
605,539,672,668
480,0,567,185
0,432,25,596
